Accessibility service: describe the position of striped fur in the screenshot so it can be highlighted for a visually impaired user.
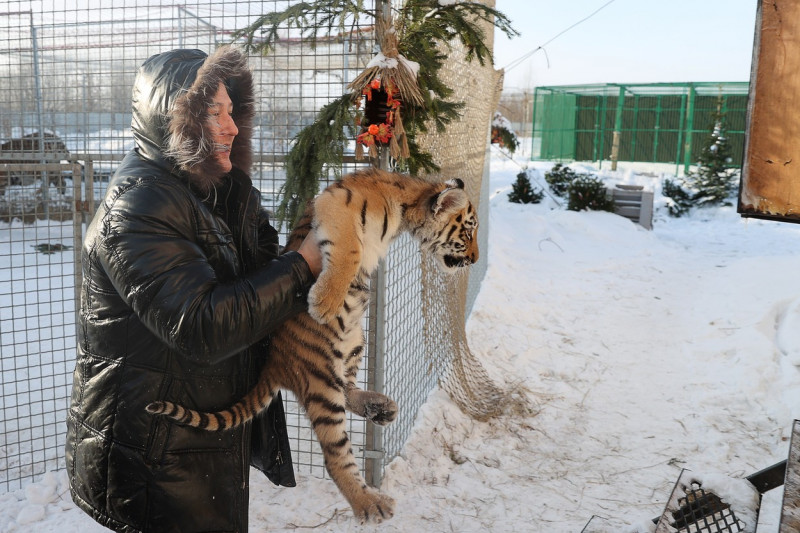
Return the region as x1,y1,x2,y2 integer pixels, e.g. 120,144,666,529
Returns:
146,168,479,523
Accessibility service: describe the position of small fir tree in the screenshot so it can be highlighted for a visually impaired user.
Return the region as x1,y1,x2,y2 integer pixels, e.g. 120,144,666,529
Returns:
508,171,543,204
567,175,614,212
687,97,739,207
544,163,582,198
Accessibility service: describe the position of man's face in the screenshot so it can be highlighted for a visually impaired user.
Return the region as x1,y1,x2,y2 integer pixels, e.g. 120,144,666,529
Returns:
208,82,238,173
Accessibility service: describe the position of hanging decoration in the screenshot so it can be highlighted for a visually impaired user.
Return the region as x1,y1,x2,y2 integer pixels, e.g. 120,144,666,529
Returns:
348,14,422,160
490,111,519,154
354,77,403,159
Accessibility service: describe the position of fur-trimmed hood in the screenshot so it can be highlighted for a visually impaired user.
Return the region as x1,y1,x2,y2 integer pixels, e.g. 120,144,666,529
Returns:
131,46,255,192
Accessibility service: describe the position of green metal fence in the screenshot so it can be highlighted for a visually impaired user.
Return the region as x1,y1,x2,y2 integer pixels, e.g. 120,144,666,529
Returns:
531,82,749,174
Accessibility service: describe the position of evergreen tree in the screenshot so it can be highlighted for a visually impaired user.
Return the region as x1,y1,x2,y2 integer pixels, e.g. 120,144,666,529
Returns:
508,171,543,204
687,97,739,207
567,175,614,212
544,163,581,198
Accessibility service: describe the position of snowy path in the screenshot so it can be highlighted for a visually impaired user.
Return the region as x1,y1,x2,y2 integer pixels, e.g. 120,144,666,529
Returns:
375,163,800,532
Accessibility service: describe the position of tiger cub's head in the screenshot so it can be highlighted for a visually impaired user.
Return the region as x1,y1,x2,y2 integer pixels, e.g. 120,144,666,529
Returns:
420,178,479,273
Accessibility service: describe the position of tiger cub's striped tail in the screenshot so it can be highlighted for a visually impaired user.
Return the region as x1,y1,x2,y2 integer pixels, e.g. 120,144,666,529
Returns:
145,380,277,431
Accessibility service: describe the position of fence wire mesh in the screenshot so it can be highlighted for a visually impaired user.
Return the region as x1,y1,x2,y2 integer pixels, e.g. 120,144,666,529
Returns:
0,0,378,493
0,0,494,495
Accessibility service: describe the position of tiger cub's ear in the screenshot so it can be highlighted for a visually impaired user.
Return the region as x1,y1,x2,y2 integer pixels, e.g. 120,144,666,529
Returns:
444,178,465,190
433,186,468,217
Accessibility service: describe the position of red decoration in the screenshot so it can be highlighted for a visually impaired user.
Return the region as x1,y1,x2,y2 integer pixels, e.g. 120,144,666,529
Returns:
355,77,404,158
375,123,392,144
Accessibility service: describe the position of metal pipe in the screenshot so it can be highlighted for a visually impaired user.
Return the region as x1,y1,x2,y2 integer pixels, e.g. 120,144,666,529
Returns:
675,92,687,176
30,16,50,218
363,0,391,490
530,88,539,159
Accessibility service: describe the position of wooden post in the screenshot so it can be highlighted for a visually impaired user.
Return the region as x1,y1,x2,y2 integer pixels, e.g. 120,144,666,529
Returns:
740,1,800,222
610,86,625,171
610,131,620,171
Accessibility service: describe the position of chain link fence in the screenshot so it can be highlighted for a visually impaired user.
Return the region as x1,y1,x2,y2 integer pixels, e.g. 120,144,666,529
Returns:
0,0,493,494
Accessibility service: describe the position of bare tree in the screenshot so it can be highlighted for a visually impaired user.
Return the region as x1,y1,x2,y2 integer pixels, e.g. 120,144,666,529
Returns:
497,90,533,152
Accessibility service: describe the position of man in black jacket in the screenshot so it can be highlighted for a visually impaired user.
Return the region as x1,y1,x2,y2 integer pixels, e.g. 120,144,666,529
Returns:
66,46,321,532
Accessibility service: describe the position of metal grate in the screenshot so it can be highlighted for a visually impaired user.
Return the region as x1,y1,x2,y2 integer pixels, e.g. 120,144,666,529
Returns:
655,471,748,533
669,484,744,533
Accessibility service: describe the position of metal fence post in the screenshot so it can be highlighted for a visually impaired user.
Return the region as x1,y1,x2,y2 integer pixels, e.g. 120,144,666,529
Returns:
362,0,392,488
30,16,50,218
596,96,607,169
675,92,687,176
365,256,387,487
530,87,539,159
654,94,663,162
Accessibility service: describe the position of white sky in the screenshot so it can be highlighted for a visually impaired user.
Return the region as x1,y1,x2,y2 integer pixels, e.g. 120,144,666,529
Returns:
493,0,758,91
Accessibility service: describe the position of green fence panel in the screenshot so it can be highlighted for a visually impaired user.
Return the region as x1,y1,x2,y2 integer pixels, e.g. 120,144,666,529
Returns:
531,82,749,173
536,91,577,160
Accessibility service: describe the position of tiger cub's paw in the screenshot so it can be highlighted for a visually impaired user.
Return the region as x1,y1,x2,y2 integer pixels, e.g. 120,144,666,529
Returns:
346,389,397,426
352,488,395,524
307,282,344,325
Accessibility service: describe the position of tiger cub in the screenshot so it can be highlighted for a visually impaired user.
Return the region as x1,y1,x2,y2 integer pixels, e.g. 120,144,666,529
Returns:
146,168,479,523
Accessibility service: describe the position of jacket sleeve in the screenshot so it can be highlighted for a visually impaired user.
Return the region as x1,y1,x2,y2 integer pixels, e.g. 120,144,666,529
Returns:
254,204,282,265
97,178,315,366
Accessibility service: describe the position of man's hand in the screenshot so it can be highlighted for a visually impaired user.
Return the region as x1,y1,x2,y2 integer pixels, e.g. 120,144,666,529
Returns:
297,230,322,278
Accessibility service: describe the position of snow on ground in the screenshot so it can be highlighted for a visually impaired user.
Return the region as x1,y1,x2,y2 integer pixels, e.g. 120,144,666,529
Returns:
3,150,800,532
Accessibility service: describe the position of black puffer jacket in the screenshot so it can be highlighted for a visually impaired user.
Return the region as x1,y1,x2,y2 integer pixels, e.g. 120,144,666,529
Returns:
66,47,312,533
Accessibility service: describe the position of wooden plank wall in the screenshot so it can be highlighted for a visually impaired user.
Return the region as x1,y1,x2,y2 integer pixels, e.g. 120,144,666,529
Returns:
739,1,800,222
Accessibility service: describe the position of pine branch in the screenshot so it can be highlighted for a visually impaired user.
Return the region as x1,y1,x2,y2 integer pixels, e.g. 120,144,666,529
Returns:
399,19,462,135
276,94,357,228
233,0,370,54
397,1,518,66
